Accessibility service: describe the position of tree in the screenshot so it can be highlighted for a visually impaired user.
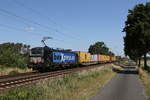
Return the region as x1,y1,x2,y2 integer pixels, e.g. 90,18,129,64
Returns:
124,35,143,67
0,42,30,68
123,3,150,69
88,41,114,56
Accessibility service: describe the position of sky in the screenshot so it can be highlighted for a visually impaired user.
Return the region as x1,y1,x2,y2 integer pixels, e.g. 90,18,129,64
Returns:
0,0,149,56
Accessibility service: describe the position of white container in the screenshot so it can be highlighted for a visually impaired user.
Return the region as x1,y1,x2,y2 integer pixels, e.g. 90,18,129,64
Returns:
91,55,98,62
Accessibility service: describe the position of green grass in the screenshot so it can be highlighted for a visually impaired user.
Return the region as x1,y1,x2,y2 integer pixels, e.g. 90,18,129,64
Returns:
0,67,116,100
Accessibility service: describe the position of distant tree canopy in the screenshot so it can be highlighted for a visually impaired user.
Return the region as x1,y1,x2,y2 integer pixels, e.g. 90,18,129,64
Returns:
88,42,115,56
123,3,150,69
0,42,30,69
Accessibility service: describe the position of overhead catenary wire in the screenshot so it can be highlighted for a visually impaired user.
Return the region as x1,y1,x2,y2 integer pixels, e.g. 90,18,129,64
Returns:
0,8,71,39
0,8,54,31
0,23,42,36
0,14,74,48
12,0,58,26
11,0,83,40
0,11,30,27
0,12,55,37
0,7,81,41
0,23,68,43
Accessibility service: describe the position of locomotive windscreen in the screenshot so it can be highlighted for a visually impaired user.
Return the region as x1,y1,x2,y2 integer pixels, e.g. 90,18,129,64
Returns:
30,47,43,56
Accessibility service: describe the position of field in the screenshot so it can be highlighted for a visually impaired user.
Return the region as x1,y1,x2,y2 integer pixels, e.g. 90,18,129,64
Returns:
0,65,116,100
0,65,32,76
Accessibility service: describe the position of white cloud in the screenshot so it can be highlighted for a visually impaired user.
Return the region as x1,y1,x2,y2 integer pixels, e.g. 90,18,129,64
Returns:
25,27,35,32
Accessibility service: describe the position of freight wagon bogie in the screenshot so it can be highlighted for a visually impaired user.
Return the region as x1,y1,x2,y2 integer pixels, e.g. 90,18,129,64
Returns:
29,61,79,72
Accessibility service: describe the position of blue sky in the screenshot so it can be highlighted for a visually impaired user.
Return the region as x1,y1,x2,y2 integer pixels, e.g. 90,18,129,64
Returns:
0,0,148,56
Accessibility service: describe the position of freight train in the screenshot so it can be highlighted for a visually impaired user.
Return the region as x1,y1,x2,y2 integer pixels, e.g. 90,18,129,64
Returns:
28,46,117,72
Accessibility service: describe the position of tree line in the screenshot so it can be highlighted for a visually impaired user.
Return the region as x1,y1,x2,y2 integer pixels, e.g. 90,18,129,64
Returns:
0,42,30,69
123,2,150,69
0,41,114,69
88,41,115,56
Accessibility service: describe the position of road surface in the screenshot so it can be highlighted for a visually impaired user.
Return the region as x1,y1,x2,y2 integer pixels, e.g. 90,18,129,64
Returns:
92,66,147,100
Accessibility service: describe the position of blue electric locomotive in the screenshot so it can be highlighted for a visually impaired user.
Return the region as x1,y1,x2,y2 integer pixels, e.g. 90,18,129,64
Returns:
28,46,78,71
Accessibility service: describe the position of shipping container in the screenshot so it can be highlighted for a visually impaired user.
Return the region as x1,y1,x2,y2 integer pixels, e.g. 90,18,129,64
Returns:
97,55,104,62
76,51,91,63
97,55,110,62
106,56,110,61
110,56,116,61
91,54,98,62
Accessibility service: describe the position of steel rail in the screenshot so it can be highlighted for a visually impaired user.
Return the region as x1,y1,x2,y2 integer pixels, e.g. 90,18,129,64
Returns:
0,63,112,92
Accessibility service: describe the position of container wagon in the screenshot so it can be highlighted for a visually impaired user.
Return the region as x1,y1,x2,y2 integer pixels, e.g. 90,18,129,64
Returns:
76,51,91,65
91,54,98,64
110,56,116,62
28,46,118,72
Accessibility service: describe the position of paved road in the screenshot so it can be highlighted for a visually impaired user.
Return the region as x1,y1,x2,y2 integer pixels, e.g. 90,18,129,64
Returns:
92,66,147,100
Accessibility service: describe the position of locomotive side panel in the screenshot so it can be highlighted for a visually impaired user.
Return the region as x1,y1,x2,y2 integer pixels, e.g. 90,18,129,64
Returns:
52,51,77,64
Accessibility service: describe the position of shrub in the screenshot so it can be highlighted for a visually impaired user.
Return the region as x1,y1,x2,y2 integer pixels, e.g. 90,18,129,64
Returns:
0,42,30,69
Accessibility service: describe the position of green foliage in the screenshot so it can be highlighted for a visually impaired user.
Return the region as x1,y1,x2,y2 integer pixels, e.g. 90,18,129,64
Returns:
88,41,114,56
123,2,150,69
0,42,30,69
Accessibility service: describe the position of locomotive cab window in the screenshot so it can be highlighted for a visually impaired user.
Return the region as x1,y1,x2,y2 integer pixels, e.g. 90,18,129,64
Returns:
30,47,43,57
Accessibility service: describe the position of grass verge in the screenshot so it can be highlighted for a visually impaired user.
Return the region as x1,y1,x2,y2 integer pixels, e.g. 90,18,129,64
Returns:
0,66,115,100
139,70,150,99
112,64,124,70
0,65,32,76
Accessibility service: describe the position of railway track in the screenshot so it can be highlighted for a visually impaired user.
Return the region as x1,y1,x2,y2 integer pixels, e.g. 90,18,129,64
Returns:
0,63,112,92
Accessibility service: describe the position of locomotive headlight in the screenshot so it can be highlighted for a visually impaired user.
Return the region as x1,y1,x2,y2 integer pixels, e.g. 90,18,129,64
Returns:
30,57,43,64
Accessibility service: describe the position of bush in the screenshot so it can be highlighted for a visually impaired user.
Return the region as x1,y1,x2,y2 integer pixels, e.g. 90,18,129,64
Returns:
0,50,28,69
0,43,29,69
